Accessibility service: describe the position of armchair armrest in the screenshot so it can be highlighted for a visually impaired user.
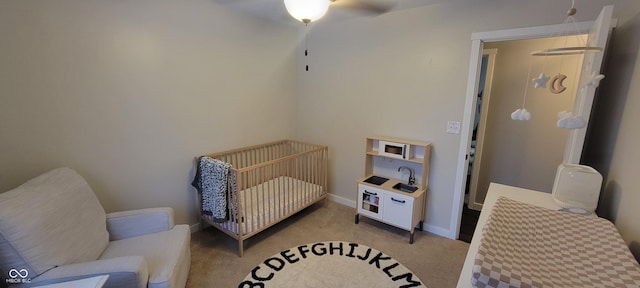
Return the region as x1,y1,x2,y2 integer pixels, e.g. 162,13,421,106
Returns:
30,256,148,288
107,208,174,241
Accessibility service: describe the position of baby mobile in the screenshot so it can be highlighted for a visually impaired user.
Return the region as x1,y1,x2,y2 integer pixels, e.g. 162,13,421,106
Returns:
511,0,605,129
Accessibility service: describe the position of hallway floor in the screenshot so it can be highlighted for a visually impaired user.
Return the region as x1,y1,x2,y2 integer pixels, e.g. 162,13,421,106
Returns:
458,205,480,243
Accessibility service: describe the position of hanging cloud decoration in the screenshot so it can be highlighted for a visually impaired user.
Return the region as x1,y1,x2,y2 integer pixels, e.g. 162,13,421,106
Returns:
557,111,587,129
511,108,532,121
586,72,605,88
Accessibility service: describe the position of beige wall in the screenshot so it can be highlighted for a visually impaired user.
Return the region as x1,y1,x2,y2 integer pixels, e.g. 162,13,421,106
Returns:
0,0,298,225
0,0,639,246
295,0,637,237
474,37,583,205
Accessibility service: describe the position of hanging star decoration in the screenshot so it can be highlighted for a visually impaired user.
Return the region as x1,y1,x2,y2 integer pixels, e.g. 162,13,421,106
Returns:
532,73,550,89
586,71,605,88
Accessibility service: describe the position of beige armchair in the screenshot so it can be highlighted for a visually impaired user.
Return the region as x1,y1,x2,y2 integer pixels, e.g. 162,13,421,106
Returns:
0,168,190,288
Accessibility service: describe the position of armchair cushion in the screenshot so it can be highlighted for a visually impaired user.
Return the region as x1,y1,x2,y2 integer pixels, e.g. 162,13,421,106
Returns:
0,167,109,277
29,256,148,288
99,225,191,288
107,208,175,241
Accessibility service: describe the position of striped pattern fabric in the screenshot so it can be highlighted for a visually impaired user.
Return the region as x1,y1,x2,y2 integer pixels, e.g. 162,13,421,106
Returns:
472,197,640,288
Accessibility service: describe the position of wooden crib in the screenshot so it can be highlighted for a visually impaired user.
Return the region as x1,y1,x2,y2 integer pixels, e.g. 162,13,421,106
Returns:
197,140,328,257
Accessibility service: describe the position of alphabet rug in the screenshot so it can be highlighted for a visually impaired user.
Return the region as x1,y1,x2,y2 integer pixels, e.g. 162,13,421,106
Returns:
239,241,426,288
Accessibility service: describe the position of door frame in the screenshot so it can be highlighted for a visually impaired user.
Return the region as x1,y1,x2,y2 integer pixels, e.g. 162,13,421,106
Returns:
467,48,497,211
450,21,597,240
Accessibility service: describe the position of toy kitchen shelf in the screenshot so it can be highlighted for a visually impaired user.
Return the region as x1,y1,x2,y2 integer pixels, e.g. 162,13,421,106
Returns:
355,136,432,244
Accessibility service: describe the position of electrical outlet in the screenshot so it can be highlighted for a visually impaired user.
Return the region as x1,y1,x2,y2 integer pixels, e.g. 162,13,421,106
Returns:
446,121,461,134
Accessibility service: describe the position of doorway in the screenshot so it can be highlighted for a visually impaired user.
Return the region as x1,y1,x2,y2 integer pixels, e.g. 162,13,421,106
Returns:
451,5,613,241
466,36,586,212
458,37,586,242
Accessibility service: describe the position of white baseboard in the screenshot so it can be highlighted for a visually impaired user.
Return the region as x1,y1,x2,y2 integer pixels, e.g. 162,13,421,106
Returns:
328,193,356,208
190,223,201,233
423,224,452,239
469,202,484,211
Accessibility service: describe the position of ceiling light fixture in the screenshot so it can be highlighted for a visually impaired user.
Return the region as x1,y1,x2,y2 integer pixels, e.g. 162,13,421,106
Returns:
284,0,330,24
284,0,330,72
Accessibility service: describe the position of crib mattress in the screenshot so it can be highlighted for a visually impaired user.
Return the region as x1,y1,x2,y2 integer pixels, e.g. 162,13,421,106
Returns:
218,176,323,235
472,197,640,288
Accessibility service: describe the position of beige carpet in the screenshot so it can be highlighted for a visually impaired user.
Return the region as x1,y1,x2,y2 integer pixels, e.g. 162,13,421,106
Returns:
187,200,469,288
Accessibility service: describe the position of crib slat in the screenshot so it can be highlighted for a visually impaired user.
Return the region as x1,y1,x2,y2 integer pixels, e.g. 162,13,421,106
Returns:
287,159,292,214
258,168,264,229
309,152,313,202
265,165,271,224
269,144,273,163
302,154,306,205
295,157,300,210
267,164,271,217
277,162,282,217
280,161,285,215
274,162,279,217
242,171,248,235
313,151,317,198
254,148,258,166
253,169,258,230
307,153,312,202
254,148,258,167
288,156,291,209
262,165,268,227
295,157,298,210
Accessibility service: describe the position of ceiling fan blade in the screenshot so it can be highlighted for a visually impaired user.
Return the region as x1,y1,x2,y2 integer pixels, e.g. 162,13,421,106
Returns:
330,0,396,15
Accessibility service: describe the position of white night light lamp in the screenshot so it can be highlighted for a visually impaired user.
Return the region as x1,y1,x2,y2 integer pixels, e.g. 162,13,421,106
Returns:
284,0,330,24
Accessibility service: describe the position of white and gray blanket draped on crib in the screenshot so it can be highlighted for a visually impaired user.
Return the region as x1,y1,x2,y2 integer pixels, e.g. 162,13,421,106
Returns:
192,156,237,222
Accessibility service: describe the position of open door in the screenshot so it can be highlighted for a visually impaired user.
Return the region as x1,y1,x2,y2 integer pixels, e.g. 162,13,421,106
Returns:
564,5,613,164
467,49,497,211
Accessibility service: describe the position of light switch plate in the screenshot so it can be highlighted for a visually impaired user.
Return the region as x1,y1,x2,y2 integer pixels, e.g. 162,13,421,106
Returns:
447,121,461,134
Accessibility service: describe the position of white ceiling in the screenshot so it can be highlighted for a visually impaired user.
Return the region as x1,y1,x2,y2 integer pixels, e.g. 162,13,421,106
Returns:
210,0,448,25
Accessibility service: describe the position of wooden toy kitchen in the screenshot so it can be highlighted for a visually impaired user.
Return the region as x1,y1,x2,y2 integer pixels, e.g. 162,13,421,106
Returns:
355,136,432,244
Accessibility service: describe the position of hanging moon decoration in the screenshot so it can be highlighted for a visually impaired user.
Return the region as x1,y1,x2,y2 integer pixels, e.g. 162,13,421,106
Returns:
549,74,567,94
